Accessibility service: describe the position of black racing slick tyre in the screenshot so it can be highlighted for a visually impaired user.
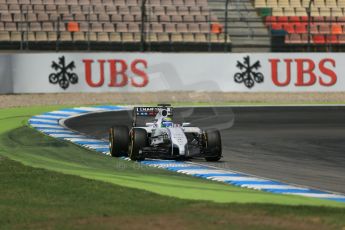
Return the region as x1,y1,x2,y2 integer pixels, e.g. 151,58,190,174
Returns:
129,128,147,161
109,126,129,157
203,130,222,162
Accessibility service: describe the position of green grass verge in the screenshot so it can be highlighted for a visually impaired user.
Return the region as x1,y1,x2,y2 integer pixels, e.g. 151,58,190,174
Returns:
1,105,345,229
2,157,345,230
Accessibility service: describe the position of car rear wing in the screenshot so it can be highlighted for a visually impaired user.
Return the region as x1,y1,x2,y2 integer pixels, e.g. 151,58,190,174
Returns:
132,105,173,126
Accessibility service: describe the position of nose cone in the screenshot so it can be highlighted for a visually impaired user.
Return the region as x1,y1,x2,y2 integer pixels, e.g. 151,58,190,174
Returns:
169,127,188,155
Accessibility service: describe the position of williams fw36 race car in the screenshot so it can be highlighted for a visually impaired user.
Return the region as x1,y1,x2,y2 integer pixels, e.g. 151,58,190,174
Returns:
109,104,222,161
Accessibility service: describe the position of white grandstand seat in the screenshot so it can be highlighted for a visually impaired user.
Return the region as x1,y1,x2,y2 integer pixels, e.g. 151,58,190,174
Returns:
171,33,183,42
255,0,267,8
109,32,121,41
195,33,207,42
164,23,176,33
99,13,110,21
73,31,85,41
122,32,134,42
10,31,22,41
35,31,48,41
157,33,169,42
97,32,109,41
183,33,194,42
47,31,57,41
0,31,10,41
116,23,128,32
185,0,196,7
176,23,188,33
147,33,157,42
30,22,41,31
103,22,115,32
42,22,54,31
60,31,72,41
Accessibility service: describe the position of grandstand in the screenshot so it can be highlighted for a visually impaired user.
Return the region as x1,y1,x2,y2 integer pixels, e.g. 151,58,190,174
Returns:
255,0,345,51
209,0,270,52
0,0,341,51
0,0,231,51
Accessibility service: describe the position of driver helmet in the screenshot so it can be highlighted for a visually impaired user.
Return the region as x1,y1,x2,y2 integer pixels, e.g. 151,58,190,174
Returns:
161,117,173,128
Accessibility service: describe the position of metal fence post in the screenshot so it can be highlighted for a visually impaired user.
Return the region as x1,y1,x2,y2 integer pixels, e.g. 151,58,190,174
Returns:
307,0,314,51
25,5,29,50
56,16,61,52
141,0,147,52
87,4,91,51
224,0,230,52
20,4,23,50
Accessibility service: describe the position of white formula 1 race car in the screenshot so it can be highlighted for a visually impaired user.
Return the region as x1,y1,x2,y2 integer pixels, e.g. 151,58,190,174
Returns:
109,104,222,161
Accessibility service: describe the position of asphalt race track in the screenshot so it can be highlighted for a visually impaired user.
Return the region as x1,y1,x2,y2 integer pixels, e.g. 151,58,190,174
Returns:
65,106,345,194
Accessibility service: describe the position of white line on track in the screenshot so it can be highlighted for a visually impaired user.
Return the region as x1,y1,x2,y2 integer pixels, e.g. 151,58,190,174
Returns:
147,163,195,168
49,134,85,138
84,145,109,149
29,119,58,124
74,107,108,112
285,193,345,199
40,129,74,133
49,110,81,115
32,115,62,119
176,169,235,174
241,185,309,190
30,124,62,128
207,176,268,182
64,138,104,142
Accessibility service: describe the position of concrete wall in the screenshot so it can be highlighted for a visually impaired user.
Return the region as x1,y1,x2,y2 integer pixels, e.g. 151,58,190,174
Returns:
0,56,12,93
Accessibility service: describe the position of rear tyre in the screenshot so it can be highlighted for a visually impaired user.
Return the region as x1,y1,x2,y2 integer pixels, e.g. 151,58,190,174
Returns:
203,130,222,162
109,126,129,157
129,128,147,161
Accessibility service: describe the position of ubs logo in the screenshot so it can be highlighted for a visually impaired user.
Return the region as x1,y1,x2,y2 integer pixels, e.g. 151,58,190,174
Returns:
49,56,78,90
234,56,264,89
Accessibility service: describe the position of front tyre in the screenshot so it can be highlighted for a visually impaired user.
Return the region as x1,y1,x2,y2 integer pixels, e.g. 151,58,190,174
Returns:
203,130,222,162
129,128,147,161
109,126,129,157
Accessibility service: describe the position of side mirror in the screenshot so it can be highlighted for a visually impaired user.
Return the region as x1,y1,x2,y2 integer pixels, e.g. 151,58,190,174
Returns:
145,122,154,127
182,122,191,127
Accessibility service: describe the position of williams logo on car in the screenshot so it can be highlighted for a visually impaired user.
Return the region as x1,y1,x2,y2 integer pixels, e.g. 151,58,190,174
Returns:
49,56,78,90
234,56,264,89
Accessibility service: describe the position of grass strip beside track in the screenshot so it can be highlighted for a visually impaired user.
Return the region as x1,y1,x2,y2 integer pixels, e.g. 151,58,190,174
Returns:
2,157,345,230
1,106,345,229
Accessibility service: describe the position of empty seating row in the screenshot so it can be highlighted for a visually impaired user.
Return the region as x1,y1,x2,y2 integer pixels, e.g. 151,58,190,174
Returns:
264,14,345,45
0,21,212,33
271,7,345,16
0,12,216,23
266,15,345,23
146,0,208,6
0,0,208,6
254,0,345,46
271,23,344,34
285,33,345,43
0,31,226,42
0,5,210,15
267,16,345,33
255,0,345,8
0,0,228,46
